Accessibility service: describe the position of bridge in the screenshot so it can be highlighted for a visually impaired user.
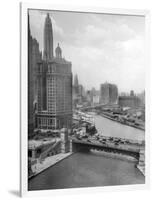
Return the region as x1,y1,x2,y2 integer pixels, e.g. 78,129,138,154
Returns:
70,136,143,159
79,103,119,111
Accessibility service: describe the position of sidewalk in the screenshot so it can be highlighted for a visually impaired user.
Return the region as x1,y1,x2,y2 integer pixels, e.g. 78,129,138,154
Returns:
29,152,73,179
137,165,145,176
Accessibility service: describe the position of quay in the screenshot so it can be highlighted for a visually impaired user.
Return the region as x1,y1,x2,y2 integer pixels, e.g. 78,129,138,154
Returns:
99,112,145,131
28,128,72,179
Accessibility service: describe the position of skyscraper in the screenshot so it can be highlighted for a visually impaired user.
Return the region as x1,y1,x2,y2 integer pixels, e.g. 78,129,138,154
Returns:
43,13,53,60
28,14,41,136
100,82,118,105
73,74,79,94
36,13,72,131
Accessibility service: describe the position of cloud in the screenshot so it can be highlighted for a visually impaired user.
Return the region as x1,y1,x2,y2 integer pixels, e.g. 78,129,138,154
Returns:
51,17,64,37
29,10,145,93
71,15,136,49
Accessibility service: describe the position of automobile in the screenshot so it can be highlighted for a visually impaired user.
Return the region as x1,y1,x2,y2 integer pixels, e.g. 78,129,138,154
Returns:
43,138,48,141
82,135,88,138
76,136,82,140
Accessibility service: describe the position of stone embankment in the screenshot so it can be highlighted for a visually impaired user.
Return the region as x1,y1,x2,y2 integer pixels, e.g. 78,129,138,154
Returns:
29,152,73,179
90,149,138,163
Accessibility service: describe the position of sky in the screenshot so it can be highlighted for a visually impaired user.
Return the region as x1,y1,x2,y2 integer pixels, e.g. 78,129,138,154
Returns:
29,9,145,93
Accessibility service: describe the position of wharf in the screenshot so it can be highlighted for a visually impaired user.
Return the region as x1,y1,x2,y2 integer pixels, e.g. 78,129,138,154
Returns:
100,113,145,131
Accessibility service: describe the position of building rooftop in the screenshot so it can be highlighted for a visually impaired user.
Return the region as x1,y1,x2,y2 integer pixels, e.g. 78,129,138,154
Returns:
28,138,61,150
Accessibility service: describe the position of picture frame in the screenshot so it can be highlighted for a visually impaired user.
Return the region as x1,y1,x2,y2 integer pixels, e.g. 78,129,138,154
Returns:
20,2,150,197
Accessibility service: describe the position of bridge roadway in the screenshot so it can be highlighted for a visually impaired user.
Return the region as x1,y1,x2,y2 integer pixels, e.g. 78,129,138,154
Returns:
71,137,142,153
79,103,119,111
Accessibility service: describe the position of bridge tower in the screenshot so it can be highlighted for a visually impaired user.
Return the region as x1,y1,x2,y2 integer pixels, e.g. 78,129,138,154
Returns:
60,128,70,153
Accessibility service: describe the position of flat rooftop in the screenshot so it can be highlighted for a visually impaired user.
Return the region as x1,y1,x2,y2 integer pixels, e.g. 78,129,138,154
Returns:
28,138,61,150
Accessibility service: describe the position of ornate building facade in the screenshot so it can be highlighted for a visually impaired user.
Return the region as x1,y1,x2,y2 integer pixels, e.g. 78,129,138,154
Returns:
35,13,72,131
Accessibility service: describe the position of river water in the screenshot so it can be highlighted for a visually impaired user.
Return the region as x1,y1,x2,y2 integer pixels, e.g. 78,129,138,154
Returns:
28,115,145,191
93,114,145,141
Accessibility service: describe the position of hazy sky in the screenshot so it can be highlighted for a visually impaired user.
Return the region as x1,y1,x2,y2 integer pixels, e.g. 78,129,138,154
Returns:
29,9,145,93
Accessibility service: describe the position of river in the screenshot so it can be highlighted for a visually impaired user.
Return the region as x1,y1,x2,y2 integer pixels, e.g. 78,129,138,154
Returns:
93,114,145,141
28,115,145,191
28,152,144,191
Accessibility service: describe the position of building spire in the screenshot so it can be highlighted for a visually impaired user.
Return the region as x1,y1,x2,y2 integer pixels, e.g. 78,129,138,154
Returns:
55,43,62,58
74,74,79,86
43,13,53,60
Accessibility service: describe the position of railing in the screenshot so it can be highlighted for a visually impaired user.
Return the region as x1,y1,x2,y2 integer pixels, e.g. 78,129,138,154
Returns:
39,140,61,161
71,137,142,153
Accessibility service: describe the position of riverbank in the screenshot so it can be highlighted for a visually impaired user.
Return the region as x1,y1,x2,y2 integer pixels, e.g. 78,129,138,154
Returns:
99,113,145,131
137,165,145,176
90,149,138,163
29,152,73,179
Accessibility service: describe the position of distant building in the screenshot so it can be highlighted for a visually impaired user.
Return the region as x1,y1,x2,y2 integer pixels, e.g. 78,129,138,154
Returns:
78,84,84,97
130,90,135,97
100,82,118,105
118,91,141,108
73,74,79,94
28,14,42,136
137,91,145,107
73,75,86,106
35,13,72,131
92,95,100,105
86,90,92,104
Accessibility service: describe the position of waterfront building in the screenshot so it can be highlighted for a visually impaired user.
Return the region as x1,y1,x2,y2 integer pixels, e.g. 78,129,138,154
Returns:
28,14,42,136
137,91,145,107
100,82,118,105
118,91,141,108
36,13,72,131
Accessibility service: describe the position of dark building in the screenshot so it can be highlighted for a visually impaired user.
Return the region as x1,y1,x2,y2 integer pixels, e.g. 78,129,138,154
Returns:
36,13,72,131
28,14,42,136
118,91,141,108
72,74,85,106
73,74,79,94
100,82,118,105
